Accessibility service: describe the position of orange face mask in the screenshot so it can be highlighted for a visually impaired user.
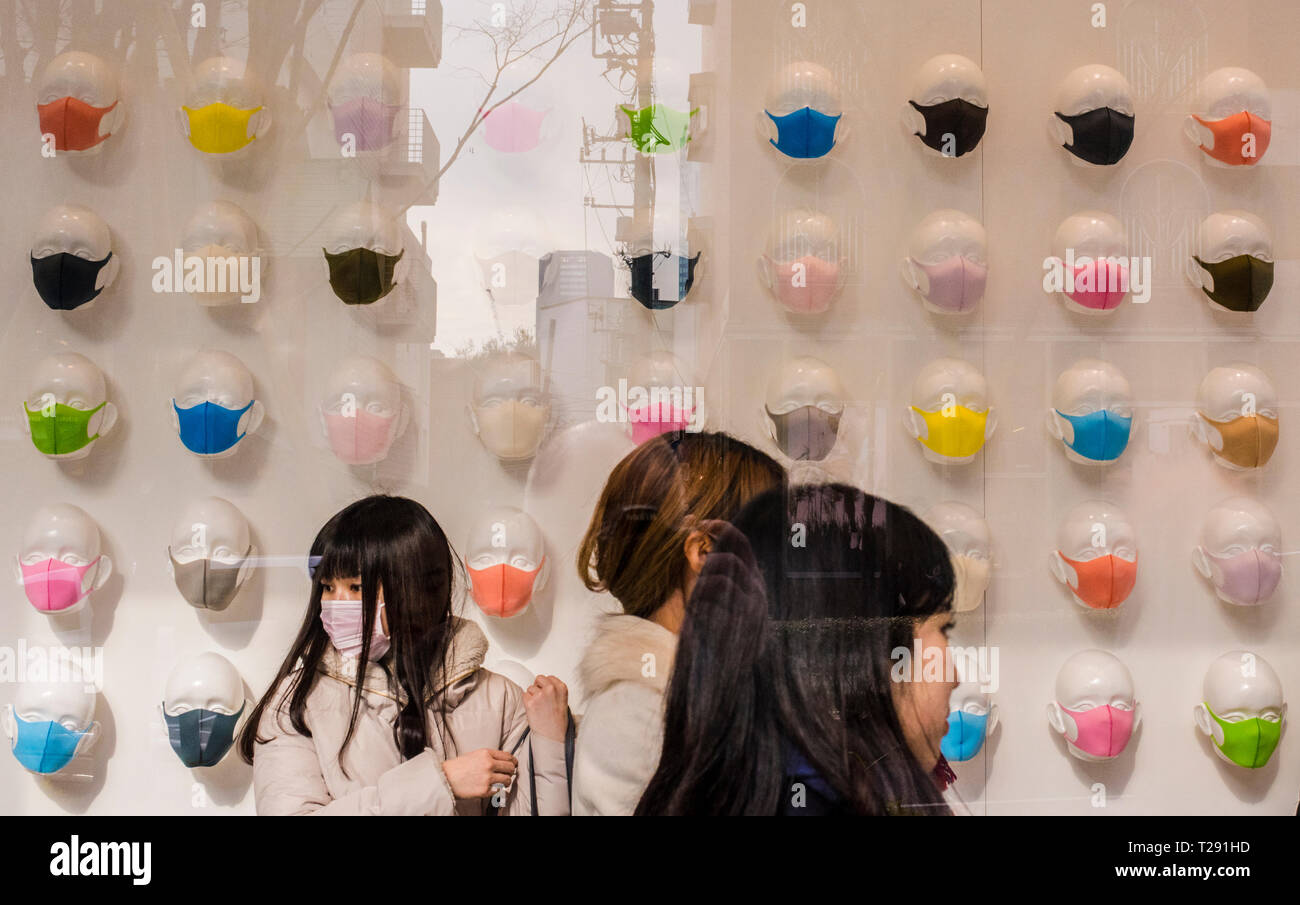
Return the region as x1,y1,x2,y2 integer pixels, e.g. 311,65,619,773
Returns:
467,559,544,618
37,96,118,151
1201,413,1279,468
1192,111,1271,166
1058,553,1137,609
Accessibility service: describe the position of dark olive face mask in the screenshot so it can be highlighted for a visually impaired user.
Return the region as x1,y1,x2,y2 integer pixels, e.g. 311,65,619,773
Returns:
1193,254,1274,312
323,246,403,305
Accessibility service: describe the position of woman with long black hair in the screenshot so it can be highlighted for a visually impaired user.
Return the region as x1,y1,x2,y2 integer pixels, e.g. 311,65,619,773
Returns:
239,495,571,815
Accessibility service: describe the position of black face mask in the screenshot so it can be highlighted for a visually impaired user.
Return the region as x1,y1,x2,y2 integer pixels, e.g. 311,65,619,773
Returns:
767,405,841,461
626,251,701,310
31,251,112,310
910,98,988,157
1193,254,1274,312
323,246,403,305
1055,107,1135,166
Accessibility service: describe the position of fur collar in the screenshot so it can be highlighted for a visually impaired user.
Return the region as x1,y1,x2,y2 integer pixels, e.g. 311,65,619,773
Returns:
319,616,489,706
578,614,678,698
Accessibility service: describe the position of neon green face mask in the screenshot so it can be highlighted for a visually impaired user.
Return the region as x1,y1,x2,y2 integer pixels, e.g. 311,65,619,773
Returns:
911,404,989,459
620,103,697,153
1205,703,1282,768
24,399,106,455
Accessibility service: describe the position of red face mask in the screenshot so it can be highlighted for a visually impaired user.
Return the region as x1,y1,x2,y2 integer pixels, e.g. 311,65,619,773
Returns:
1058,552,1137,609
37,96,118,152
1192,111,1271,166
467,559,544,618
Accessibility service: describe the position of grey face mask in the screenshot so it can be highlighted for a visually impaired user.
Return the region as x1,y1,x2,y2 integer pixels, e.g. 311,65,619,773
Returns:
767,405,841,461
169,545,252,611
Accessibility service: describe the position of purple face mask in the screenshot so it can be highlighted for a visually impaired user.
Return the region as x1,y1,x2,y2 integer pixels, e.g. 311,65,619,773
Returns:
1205,548,1283,606
912,255,987,313
329,97,402,152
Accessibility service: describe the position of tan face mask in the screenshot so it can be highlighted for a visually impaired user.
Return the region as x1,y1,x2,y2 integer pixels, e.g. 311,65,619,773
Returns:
474,399,546,459
1201,412,1279,468
951,553,990,613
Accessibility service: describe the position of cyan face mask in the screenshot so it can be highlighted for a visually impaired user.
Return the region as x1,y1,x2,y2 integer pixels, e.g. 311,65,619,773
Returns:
173,399,254,455
765,107,841,159
1056,409,1132,462
163,703,244,768
940,710,988,762
12,712,88,774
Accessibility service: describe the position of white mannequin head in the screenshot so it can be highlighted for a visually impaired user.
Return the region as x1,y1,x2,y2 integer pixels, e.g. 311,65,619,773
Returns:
160,652,248,768
1047,64,1136,167
622,350,704,442
321,201,410,303
180,55,272,154
1193,363,1278,472
1192,497,1282,607
30,204,120,311
1189,211,1273,312
327,53,403,153
942,678,999,762
1193,651,1286,769
22,352,118,460
329,52,401,106
13,503,113,616
166,497,256,610
468,352,549,461
758,208,846,315
1049,500,1138,611
181,201,261,306
905,358,996,465
4,672,101,778
318,355,409,466
464,506,548,619
1047,649,1140,762
900,209,988,314
1184,67,1271,168
168,350,264,458
1046,358,1135,465
757,60,847,160
763,356,845,462
1047,210,1130,315
903,54,988,158
36,51,127,155
924,501,991,613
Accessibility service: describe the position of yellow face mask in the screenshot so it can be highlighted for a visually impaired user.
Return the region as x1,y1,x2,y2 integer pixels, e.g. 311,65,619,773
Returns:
182,102,262,154
912,404,989,459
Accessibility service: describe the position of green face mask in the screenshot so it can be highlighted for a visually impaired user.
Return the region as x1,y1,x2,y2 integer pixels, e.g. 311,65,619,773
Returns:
1205,703,1282,768
620,103,697,154
1193,254,1274,312
24,399,107,455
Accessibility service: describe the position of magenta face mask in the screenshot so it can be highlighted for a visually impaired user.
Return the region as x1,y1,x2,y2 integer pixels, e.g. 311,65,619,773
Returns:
329,96,402,151
628,403,694,444
1059,703,1134,758
1207,548,1283,605
319,598,390,660
19,556,100,612
913,255,987,313
1067,258,1128,310
484,102,547,153
324,409,398,466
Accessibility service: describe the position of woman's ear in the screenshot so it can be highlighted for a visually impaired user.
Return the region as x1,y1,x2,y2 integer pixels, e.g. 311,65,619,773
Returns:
684,529,711,575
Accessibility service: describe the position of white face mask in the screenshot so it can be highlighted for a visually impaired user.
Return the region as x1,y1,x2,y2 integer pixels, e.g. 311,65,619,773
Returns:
951,553,990,612
474,399,547,459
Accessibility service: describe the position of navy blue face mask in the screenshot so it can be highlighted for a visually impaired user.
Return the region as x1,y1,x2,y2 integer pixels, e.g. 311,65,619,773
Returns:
163,702,244,768
910,98,988,157
31,251,112,310
1055,107,1135,166
765,107,841,159
625,251,701,310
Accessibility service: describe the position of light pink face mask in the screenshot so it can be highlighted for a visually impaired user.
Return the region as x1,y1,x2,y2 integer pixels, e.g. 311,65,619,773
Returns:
1206,548,1283,606
1059,703,1134,758
319,598,390,660
484,102,547,153
766,254,840,314
628,403,694,444
19,556,100,612
324,410,397,466
912,255,987,313
1067,258,1128,310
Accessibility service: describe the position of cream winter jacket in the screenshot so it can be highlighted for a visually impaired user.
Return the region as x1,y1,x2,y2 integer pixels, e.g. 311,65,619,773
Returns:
252,617,569,816
571,614,677,816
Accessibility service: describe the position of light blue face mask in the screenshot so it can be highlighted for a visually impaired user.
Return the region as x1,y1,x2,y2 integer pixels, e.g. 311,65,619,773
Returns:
12,712,88,774
940,710,989,762
173,399,254,455
1056,409,1132,462
765,107,841,159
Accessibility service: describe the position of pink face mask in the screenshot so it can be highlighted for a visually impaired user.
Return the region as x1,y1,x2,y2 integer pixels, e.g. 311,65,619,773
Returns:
328,96,403,152
766,255,840,314
1059,703,1134,758
628,403,694,444
319,598,390,660
1206,548,1283,606
324,410,397,466
912,255,987,313
19,556,100,612
484,102,547,153
1067,258,1128,310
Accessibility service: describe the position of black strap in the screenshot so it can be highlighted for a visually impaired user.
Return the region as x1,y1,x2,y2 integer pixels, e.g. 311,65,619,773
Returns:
487,709,576,816
563,709,576,811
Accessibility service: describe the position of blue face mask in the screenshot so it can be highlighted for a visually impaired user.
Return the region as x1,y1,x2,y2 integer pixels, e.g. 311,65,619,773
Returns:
12,712,88,774
940,710,989,762
173,399,254,455
1056,409,1132,462
765,107,841,159
163,702,244,768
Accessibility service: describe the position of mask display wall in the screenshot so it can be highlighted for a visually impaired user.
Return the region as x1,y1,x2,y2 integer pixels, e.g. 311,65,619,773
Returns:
36,51,126,155
1194,651,1286,770
22,352,119,460
30,204,119,311
318,355,410,466
758,208,845,315
179,56,271,155
1046,359,1135,465
905,358,996,465
621,350,705,444
161,653,248,768
924,501,991,613
1048,64,1135,167
167,497,256,611
4,674,100,780
1190,211,1273,313
758,60,846,161
322,200,408,305
1192,498,1282,608
900,209,987,315
169,350,264,458
469,353,549,461
763,356,845,463
14,503,113,616
942,680,999,762
464,506,548,619
327,52,403,153
1184,67,1271,167
1049,500,1138,611
179,200,262,306
1045,210,1131,314
1047,650,1141,762
1193,363,1278,471
904,54,988,158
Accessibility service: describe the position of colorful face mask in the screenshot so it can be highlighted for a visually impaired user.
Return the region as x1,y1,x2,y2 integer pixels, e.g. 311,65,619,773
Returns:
622,103,696,154
628,403,694,444
324,247,403,305
475,399,546,459
767,405,841,461
767,255,840,313
24,399,106,456
1056,409,1132,462
324,408,398,465
173,399,255,456
467,560,544,618
169,545,252,611
328,96,401,152
484,102,547,153
19,555,101,613
182,101,263,154
911,404,989,459
1058,703,1134,758
1200,413,1279,469
163,703,244,768
1192,111,1271,166
1193,255,1274,312
1204,704,1281,768
912,256,986,313
940,710,989,761
1204,547,1283,606
1055,107,1135,166
765,107,841,159
910,98,988,157
37,96,118,152
11,712,89,774
1058,552,1137,609
951,554,990,613
1067,257,1128,310
31,251,112,311
626,252,700,310
319,598,389,660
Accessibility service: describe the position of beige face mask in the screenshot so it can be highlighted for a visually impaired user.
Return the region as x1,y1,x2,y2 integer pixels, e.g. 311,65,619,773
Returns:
474,399,546,459
951,553,990,612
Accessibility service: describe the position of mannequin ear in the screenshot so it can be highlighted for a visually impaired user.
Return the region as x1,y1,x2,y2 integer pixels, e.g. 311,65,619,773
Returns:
158,702,169,738
92,555,113,590
236,545,257,587
1047,112,1072,147
900,256,922,291
395,401,411,439
762,410,778,443
1184,113,1210,148
1049,550,1072,586
2,705,14,742
242,400,265,436
77,721,100,754
317,403,329,440
1191,545,1213,580
1045,701,1066,735
93,402,118,437
900,102,925,136
755,110,775,144
1195,413,1221,450
20,411,30,436
1046,408,1067,441
756,254,774,290
984,407,998,440
466,403,480,436
1193,702,1214,737
165,548,175,580
251,106,272,138
904,406,926,440
1131,702,1142,733
1279,702,1288,725
98,254,120,290
169,399,181,433
177,106,191,139
392,250,411,285
986,703,1000,735
1189,257,1209,290
533,555,550,594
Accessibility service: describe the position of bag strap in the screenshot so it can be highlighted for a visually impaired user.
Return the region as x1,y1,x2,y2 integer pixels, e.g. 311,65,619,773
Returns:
488,708,577,816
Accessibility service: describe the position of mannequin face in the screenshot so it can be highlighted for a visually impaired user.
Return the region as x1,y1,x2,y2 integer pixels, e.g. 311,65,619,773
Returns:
322,202,406,305
168,497,254,611
1191,211,1273,313
924,501,991,614
23,352,117,460
624,351,702,442
941,679,998,762
902,209,988,314
162,652,245,768
1047,211,1133,313
15,504,112,616
470,355,549,460
906,358,995,464
1051,500,1138,610
620,220,701,310
760,60,844,160
30,204,118,311
1050,64,1136,167
36,51,124,154
1047,358,1135,464
1193,498,1282,607
319,355,406,466
170,350,262,458
1195,651,1286,769
181,56,270,155
760,208,845,314
904,54,989,159
1047,650,1139,761
464,507,547,619
7,678,100,776
1194,364,1278,471
764,356,845,462
181,201,261,305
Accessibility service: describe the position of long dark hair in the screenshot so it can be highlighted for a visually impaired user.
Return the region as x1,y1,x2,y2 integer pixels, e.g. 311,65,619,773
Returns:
635,483,956,815
238,495,460,768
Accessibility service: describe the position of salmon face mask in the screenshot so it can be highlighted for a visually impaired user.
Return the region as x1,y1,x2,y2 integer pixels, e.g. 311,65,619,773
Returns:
466,559,545,618
1192,111,1271,166
37,96,118,152
1056,552,1138,609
